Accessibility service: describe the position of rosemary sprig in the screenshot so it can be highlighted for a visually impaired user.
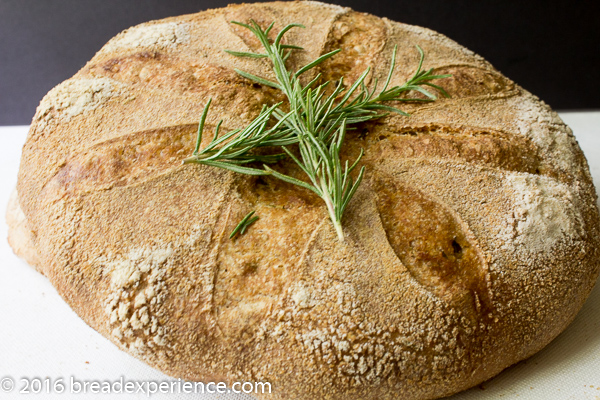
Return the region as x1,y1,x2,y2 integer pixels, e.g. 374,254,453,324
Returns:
229,211,259,238
185,20,450,241
182,98,295,175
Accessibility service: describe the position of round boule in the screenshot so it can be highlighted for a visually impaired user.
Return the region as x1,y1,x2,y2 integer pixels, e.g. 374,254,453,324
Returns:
9,2,600,399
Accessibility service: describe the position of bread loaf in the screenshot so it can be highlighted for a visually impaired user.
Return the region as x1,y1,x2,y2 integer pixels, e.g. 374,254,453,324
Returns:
9,2,600,399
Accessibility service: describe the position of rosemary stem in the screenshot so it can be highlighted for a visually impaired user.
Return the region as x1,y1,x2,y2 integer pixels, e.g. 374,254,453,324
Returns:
330,208,345,242
320,179,344,241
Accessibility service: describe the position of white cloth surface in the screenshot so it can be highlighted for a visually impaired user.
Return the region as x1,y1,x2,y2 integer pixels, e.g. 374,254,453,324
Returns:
1,112,599,399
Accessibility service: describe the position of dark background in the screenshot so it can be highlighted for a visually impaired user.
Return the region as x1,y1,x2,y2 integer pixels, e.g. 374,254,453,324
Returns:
1,0,599,125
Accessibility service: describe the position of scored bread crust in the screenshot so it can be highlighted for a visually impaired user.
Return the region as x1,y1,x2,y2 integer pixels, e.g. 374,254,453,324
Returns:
9,1,600,399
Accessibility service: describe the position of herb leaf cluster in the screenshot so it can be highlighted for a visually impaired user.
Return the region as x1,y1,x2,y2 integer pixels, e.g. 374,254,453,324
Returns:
184,20,450,241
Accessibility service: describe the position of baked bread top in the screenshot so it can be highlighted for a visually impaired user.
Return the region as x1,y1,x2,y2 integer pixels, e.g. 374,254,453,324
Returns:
11,2,600,399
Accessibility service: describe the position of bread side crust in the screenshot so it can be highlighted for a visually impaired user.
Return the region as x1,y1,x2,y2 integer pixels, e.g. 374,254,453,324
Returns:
6,188,41,272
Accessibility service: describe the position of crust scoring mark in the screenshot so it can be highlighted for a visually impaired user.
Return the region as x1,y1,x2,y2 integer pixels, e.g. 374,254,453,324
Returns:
373,176,492,312
319,11,387,85
362,123,547,178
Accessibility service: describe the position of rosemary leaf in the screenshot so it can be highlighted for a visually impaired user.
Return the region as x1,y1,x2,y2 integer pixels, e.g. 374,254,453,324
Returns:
224,50,268,58
233,69,281,90
230,211,259,238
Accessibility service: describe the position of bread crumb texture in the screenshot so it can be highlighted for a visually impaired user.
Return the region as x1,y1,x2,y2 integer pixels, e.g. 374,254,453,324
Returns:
11,2,600,400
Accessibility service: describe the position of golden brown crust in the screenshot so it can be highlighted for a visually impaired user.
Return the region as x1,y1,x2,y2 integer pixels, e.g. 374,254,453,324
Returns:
10,2,600,399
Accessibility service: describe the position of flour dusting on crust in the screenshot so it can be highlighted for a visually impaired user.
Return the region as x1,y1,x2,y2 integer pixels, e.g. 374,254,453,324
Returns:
34,77,123,129
514,95,579,172
504,173,583,252
99,22,189,54
101,246,174,357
